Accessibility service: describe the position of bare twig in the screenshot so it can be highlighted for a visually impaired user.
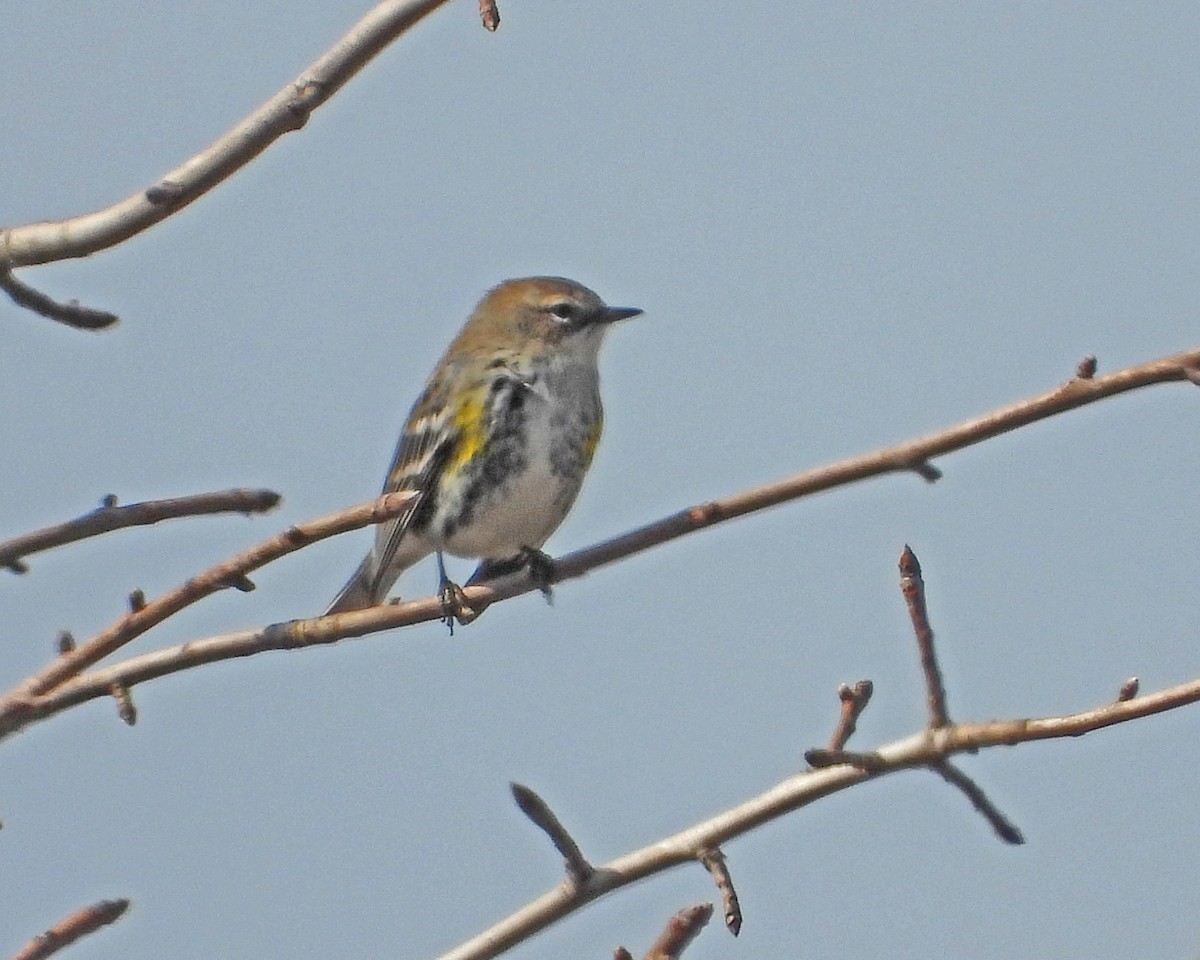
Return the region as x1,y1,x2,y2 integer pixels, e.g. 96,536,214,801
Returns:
827,680,873,752
3,349,1198,742
899,546,949,727
0,492,414,727
479,0,500,30
932,762,1024,845
511,783,593,885
643,904,714,960
697,849,741,935
11,899,129,960
430,676,1200,960
0,489,280,573
0,0,454,326
0,269,118,330
110,684,137,726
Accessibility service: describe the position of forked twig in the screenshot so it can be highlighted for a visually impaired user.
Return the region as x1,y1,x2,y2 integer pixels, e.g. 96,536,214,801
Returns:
0,489,280,573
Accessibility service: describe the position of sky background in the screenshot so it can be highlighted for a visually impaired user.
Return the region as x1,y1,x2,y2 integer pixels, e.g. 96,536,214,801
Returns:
3,2,1199,958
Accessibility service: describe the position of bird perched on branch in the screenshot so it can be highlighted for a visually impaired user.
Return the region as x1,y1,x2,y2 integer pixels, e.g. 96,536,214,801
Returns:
326,276,642,615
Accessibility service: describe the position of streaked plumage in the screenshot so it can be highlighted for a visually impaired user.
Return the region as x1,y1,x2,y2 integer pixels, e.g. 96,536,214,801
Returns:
326,277,641,614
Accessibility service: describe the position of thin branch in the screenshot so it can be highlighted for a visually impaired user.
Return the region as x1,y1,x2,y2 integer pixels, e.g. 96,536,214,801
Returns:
642,904,714,960
826,680,873,752
0,489,280,573
697,849,741,936
511,783,593,885
0,492,414,729
0,0,456,325
2,348,1197,741
932,762,1024,845
0,269,118,330
431,676,1200,960
478,0,500,31
11,899,129,960
899,546,949,727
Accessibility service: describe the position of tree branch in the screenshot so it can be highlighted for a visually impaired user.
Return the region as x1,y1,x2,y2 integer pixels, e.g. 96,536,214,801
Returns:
431,676,1200,960
11,899,129,960
0,0,456,328
0,489,280,574
0,492,414,733
1,347,1196,742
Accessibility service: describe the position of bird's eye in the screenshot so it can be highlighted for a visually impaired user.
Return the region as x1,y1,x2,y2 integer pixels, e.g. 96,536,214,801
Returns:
549,301,577,323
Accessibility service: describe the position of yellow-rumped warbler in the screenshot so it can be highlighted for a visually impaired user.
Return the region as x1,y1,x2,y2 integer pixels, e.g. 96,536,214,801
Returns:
326,276,642,614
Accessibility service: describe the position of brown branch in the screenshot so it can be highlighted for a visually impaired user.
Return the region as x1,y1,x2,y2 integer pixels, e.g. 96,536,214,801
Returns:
899,546,949,727
932,762,1024,845
643,904,714,960
11,899,129,960
511,783,593,885
0,0,455,326
432,676,1200,960
0,269,118,330
826,680,873,752
2,348,1197,742
697,849,741,936
478,0,500,31
0,492,414,734
0,489,280,573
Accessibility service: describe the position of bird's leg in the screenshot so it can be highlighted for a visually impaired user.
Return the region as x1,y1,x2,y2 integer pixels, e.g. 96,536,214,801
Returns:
436,551,472,631
521,546,557,604
467,548,556,604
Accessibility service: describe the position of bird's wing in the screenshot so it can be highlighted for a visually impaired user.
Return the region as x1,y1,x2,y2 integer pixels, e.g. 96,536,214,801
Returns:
366,377,482,597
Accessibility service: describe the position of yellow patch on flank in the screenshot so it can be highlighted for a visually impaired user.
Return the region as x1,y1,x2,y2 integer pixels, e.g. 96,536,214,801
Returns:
448,391,489,476
583,417,604,468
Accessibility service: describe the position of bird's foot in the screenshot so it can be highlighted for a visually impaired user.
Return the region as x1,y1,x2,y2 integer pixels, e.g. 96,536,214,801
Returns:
520,547,556,604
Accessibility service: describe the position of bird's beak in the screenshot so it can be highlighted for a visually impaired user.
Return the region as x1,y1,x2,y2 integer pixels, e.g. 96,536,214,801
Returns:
601,306,643,324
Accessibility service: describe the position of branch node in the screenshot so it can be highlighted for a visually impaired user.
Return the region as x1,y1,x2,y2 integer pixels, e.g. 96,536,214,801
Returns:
1075,354,1098,379
144,180,185,205
697,848,742,936
111,684,137,726
510,782,593,884
1183,364,1200,386
804,747,886,771
225,573,257,593
6,559,30,574
910,460,943,483
1117,676,1140,701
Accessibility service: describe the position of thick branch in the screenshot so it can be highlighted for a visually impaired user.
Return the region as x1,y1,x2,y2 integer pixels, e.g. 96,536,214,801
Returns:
0,0,454,326
0,489,280,573
432,676,1200,960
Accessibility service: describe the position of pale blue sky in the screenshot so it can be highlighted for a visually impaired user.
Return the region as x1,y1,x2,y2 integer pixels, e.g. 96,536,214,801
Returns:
3,3,1198,959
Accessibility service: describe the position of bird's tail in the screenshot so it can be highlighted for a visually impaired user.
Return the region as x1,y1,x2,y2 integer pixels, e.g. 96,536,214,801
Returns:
325,554,379,614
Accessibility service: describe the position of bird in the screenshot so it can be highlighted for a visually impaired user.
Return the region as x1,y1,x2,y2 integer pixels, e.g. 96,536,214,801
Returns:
326,276,642,615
